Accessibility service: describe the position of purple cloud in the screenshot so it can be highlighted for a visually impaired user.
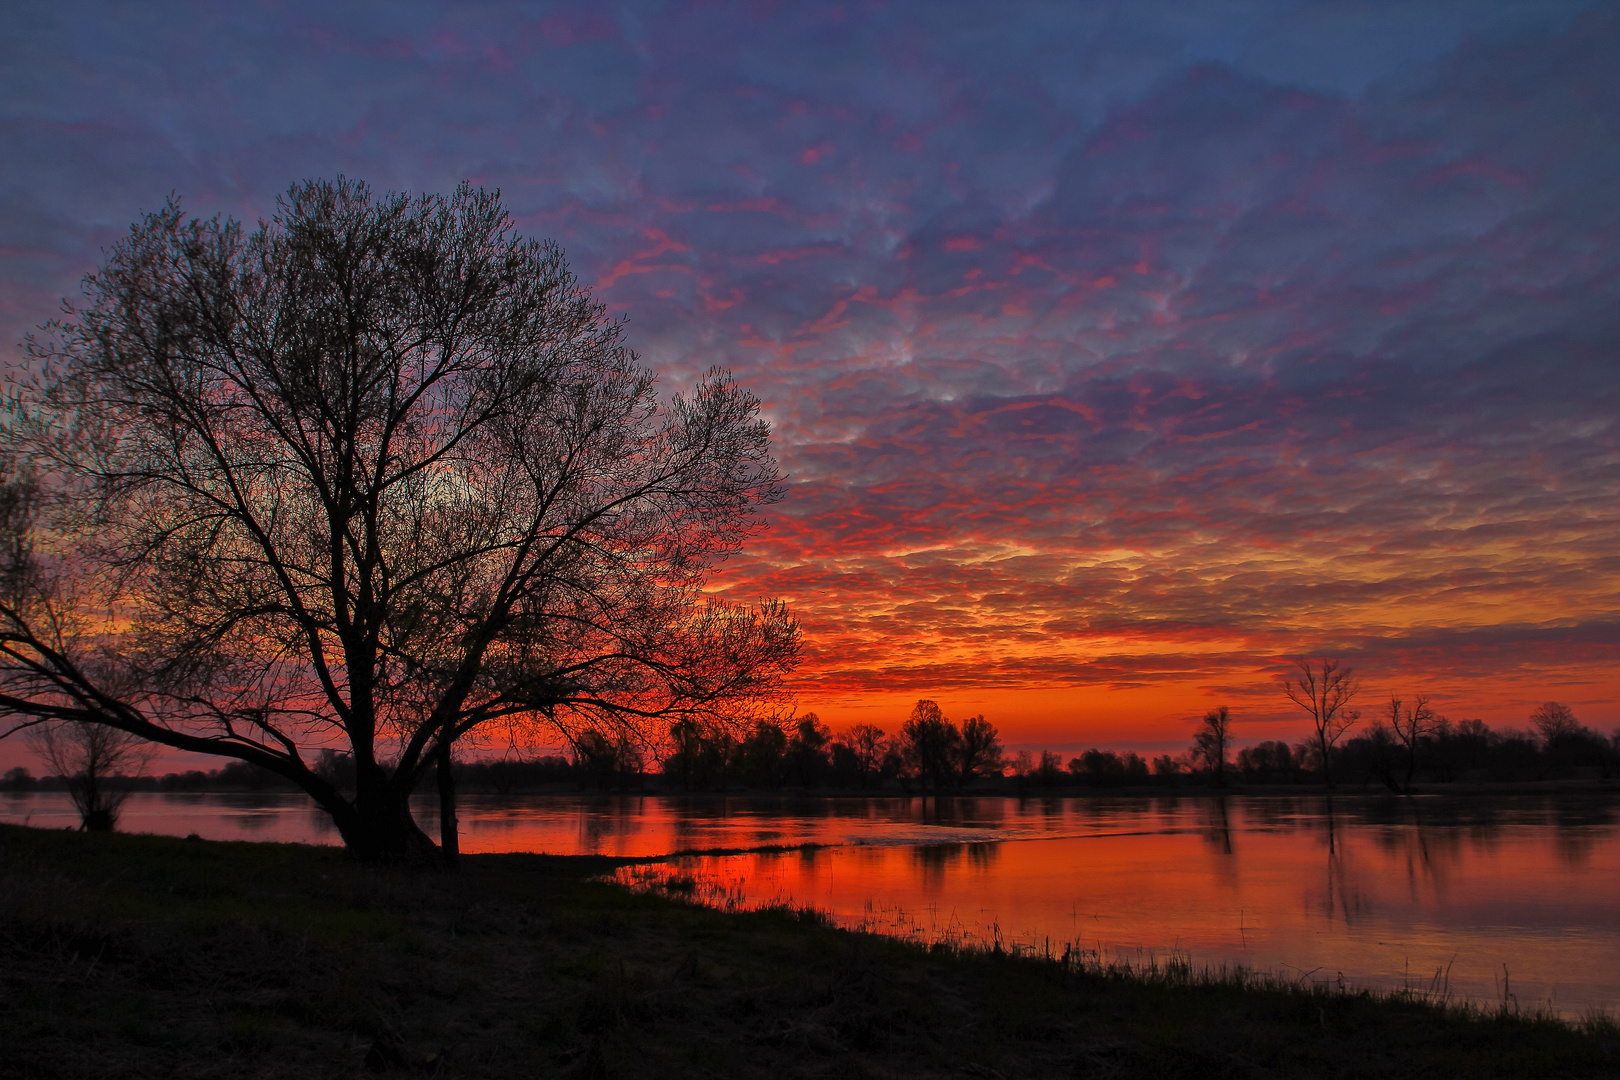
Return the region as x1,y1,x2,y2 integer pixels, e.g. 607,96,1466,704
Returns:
1,0,1616,754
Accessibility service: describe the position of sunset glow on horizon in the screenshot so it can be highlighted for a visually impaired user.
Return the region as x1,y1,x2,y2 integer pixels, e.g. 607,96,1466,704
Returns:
2,1,1617,763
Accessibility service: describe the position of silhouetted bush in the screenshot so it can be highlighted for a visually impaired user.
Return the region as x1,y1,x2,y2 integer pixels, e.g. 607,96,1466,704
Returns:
573,731,644,792
657,714,909,792
664,718,739,790
1151,754,1186,780
734,721,787,788
1236,741,1302,783
1,766,37,791
453,755,576,794
1066,749,1149,787
786,714,832,787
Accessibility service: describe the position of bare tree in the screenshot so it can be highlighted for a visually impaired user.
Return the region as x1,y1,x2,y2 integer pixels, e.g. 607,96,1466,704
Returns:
1387,694,1437,792
0,178,799,862
29,720,153,830
1530,702,1580,743
1190,706,1232,786
842,723,886,786
1282,659,1359,788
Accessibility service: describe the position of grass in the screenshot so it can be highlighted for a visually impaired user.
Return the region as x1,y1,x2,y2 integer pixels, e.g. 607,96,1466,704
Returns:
2,823,1617,1078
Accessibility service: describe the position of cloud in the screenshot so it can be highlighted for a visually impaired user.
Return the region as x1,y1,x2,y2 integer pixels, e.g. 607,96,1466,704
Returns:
1,0,1616,745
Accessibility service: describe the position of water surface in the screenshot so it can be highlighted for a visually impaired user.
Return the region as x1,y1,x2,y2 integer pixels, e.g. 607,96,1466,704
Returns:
5,789,1615,1014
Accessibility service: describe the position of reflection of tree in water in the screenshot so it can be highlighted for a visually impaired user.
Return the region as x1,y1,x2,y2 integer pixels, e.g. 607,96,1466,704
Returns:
1354,793,1619,870
1373,798,1463,906
1195,796,1242,895
1298,792,1620,921
1200,796,1234,855
969,797,1008,828
967,842,998,870
912,841,1001,887
909,796,954,826
1029,795,1066,825
906,795,1009,832
1148,793,1199,837
1084,796,1131,831
235,812,277,833
1241,796,1304,831
1314,796,1373,927
1553,799,1618,867
579,795,648,854
666,795,728,854
303,804,340,835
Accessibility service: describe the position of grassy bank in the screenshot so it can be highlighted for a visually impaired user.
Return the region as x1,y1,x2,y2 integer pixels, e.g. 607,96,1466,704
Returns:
2,824,1615,1079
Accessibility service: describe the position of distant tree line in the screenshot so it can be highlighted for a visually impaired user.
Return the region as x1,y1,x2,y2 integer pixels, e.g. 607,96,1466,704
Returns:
1008,683,1617,793
0,699,1009,804
9,661,1614,817
2,758,304,795
659,700,1005,793
1251,702,1619,789
0,750,581,799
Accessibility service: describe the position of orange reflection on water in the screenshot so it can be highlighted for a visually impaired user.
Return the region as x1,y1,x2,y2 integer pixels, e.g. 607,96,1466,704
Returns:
7,789,1617,1014
616,795,1620,1016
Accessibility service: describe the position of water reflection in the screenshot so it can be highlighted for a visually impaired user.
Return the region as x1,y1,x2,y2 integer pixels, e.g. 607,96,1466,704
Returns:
913,840,1001,887
1201,795,1234,855
601,791,1619,1017
4,789,1618,1013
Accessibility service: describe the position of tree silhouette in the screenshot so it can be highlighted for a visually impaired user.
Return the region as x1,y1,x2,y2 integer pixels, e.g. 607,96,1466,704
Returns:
1282,658,1359,788
841,723,887,787
734,719,788,788
1530,702,1580,742
900,700,960,793
1387,694,1437,791
0,178,798,862
786,713,831,787
956,714,1004,784
1190,707,1233,786
28,719,153,830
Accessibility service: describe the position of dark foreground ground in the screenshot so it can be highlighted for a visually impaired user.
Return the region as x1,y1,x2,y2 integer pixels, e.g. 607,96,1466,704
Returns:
2,824,1616,1079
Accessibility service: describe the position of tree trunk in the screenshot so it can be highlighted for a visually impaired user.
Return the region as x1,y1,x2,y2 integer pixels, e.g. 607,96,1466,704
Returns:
324,768,438,863
1318,728,1335,789
81,808,116,832
436,737,460,867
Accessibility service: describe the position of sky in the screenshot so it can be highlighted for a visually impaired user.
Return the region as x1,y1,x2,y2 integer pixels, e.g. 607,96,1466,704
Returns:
2,1,1618,763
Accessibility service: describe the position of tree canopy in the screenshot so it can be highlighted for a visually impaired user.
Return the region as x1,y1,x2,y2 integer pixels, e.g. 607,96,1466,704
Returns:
0,177,799,860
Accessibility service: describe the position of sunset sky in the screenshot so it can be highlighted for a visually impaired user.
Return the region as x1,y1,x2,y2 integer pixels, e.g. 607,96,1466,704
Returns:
2,1,1617,761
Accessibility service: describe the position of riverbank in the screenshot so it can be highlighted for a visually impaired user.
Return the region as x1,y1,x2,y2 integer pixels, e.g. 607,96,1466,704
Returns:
3,824,1616,1078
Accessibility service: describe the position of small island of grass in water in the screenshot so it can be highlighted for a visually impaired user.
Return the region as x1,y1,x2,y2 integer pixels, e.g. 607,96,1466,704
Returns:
4,823,1616,1079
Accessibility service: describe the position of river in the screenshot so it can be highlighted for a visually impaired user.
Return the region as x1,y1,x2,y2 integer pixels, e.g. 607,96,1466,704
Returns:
4,788,1616,1016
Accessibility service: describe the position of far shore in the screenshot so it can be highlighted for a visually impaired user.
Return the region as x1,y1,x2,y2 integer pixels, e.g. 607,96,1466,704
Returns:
5,773,1617,801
